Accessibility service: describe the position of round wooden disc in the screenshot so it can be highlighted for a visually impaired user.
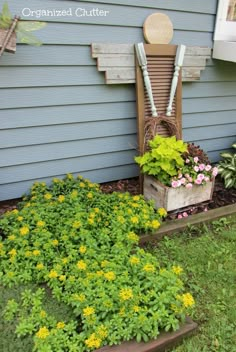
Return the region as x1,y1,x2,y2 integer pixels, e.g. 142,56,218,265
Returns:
143,13,173,44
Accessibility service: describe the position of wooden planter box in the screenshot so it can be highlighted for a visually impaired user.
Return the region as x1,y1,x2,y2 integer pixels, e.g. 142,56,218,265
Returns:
0,29,16,53
144,175,214,212
96,317,197,352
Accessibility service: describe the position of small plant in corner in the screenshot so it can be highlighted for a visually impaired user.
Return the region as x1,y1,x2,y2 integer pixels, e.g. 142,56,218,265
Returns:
218,142,236,189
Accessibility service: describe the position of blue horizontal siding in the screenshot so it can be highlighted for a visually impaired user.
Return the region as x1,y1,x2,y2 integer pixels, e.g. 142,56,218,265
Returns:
0,45,95,66
0,102,136,129
0,134,137,167
0,85,135,109
0,0,234,200
0,119,137,148
10,1,214,31
0,149,137,184
0,164,139,201
79,0,217,14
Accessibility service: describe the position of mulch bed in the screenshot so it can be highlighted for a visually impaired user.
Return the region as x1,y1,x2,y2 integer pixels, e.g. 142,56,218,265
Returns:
0,176,235,220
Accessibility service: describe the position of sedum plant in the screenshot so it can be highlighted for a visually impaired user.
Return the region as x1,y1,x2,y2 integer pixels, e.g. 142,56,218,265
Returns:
135,135,187,185
0,174,195,351
218,143,236,189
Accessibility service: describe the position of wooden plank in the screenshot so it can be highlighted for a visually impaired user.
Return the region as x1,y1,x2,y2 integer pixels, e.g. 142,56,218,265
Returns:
182,68,202,80
185,46,212,56
92,43,133,57
97,55,135,70
139,204,236,245
96,317,197,352
105,68,135,82
183,57,207,67
106,78,135,84
144,175,214,212
92,44,211,83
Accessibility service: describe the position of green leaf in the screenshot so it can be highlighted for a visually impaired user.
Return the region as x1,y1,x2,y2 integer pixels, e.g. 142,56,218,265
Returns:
136,333,141,343
225,179,234,188
16,30,43,46
17,21,47,32
0,2,12,29
220,153,233,159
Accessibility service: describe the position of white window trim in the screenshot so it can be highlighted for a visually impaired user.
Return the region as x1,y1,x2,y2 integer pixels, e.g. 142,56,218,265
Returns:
213,0,236,62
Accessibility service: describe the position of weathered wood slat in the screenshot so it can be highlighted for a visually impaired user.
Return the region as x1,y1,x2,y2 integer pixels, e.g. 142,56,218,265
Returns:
96,317,197,352
91,43,211,83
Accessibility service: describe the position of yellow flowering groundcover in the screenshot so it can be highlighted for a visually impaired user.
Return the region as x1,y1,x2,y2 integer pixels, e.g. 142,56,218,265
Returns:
0,174,194,352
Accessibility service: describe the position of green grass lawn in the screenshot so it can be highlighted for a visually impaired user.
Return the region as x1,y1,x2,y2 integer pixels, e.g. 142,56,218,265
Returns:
148,216,236,352
1,215,236,351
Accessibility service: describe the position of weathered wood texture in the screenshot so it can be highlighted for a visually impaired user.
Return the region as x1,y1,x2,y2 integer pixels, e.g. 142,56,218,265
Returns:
144,175,214,212
140,204,236,245
96,317,197,352
0,30,16,54
91,44,211,83
135,44,182,155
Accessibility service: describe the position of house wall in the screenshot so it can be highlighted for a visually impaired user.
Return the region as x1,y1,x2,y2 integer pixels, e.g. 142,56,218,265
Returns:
0,0,236,200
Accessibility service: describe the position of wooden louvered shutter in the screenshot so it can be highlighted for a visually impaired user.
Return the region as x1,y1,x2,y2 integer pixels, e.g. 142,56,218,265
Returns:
135,44,182,154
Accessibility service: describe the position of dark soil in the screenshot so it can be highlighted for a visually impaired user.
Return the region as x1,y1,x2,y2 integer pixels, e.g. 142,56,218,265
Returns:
0,176,235,219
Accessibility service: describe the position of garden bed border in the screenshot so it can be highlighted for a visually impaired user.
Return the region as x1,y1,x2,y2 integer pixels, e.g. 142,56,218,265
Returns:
96,317,197,352
140,204,236,245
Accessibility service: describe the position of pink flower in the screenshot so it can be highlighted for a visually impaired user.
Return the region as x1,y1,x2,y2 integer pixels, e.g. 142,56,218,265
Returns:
197,173,205,181
185,183,193,189
183,212,188,218
204,207,208,212
199,164,205,171
185,174,190,178
177,214,183,219
180,177,186,184
171,180,181,188
212,167,218,177
178,173,183,179
194,166,199,172
188,177,193,182
194,157,199,163
205,165,212,171
185,159,190,164
204,176,210,182
195,178,202,185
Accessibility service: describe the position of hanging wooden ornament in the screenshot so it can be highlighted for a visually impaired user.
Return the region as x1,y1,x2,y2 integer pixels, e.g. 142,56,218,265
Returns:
143,13,173,44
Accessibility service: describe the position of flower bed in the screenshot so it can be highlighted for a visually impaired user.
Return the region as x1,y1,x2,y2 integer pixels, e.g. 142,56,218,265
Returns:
0,174,195,352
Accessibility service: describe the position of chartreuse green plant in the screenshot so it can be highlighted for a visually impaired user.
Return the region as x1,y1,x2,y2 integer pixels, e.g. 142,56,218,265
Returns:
135,135,187,185
0,174,195,351
218,143,236,189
